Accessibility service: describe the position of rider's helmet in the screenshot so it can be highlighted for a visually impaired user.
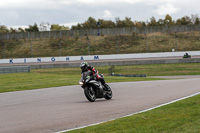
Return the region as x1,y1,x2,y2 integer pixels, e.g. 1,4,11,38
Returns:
80,62,89,72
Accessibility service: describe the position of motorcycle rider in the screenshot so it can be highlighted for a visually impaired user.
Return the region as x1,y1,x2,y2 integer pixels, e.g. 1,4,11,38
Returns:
80,62,109,91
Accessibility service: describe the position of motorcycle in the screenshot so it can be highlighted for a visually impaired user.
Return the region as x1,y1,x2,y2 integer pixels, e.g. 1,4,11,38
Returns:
79,71,112,102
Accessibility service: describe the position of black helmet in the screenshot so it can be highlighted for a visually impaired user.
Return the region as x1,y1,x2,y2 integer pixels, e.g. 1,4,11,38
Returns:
80,62,89,72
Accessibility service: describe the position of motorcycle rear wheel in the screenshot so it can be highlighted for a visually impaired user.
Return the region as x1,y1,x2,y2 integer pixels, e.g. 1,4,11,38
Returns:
104,84,112,100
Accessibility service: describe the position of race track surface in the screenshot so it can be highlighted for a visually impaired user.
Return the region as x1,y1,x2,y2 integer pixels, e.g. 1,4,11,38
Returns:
0,77,200,133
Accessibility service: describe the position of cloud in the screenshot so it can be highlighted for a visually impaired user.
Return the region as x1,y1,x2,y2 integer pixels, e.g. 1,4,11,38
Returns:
155,4,180,15
0,0,176,8
1,0,200,28
62,22,79,28
0,0,64,9
102,10,114,19
77,0,94,4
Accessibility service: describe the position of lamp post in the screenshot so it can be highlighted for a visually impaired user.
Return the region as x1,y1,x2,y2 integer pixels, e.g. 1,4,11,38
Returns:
96,22,100,36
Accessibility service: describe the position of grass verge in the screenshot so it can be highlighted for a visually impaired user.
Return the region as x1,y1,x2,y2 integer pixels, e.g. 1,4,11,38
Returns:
1,63,200,93
67,94,200,133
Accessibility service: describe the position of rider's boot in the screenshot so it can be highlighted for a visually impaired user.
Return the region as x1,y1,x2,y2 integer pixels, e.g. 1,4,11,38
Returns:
99,78,108,91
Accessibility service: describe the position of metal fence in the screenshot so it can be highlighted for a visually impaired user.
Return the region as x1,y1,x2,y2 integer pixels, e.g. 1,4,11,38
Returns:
0,25,200,40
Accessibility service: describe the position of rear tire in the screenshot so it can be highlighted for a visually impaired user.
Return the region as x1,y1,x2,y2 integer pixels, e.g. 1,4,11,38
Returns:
84,86,96,102
104,84,112,100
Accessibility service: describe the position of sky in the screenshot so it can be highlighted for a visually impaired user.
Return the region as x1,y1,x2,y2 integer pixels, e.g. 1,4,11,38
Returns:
0,0,199,29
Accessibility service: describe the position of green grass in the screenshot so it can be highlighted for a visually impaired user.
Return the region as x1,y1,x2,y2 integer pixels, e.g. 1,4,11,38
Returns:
111,63,200,76
1,63,200,93
0,67,163,93
68,94,200,133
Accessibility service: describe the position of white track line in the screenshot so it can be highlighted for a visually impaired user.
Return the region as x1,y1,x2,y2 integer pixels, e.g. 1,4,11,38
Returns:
55,92,200,133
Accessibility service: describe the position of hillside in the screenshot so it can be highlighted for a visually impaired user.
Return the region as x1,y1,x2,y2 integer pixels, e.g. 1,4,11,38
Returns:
0,31,200,59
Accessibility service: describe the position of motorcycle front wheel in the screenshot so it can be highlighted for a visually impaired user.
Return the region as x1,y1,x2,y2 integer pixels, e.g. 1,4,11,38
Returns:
84,86,96,102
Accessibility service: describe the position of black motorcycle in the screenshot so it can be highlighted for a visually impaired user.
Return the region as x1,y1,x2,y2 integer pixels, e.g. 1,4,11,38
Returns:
79,71,112,102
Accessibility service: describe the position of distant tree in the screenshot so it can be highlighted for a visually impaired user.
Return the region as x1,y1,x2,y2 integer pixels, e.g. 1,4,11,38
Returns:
82,21,90,29
134,21,146,27
124,17,134,27
195,17,200,25
25,23,39,32
115,17,125,28
98,19,116,28
71,23,82,30
191,14,200,25
176,16,192,25
0,25,9,33
164,14,172,24
18,27,25,32
70,14,200,30
184,16,192,24
157,19,165,26
164,14,175,25
148,16,157,26
50,24,69,31
176,18,183,25
10,28,17,33
82,17,97,29
76,23,82,30
115,17,134,28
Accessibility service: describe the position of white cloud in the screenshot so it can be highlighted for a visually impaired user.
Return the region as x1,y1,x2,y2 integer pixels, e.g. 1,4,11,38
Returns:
0,0,63,9
7,11,20,19
0,0,177,8
155,4,180,15
1,0,200,28
62,22,79,28
7,25,28,30
0,0,26,8
0,0,180,9
102,10,114,19
78,0,94,4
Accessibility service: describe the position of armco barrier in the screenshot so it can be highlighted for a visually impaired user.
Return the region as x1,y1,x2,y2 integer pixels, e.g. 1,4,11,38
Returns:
0,66,30,73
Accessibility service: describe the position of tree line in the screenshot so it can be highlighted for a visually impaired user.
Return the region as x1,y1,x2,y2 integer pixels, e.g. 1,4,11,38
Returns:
0,14,199,33
0,23,69,33
71,14,200,30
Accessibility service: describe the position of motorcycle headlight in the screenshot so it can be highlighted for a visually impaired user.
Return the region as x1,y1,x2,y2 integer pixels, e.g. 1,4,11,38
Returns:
79,81,83,85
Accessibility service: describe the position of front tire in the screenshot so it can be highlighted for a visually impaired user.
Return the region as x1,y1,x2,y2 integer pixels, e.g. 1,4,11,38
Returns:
84,86,96,102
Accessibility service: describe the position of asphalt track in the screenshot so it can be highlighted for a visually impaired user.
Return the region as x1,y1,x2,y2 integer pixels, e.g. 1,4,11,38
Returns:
0,76,200,133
